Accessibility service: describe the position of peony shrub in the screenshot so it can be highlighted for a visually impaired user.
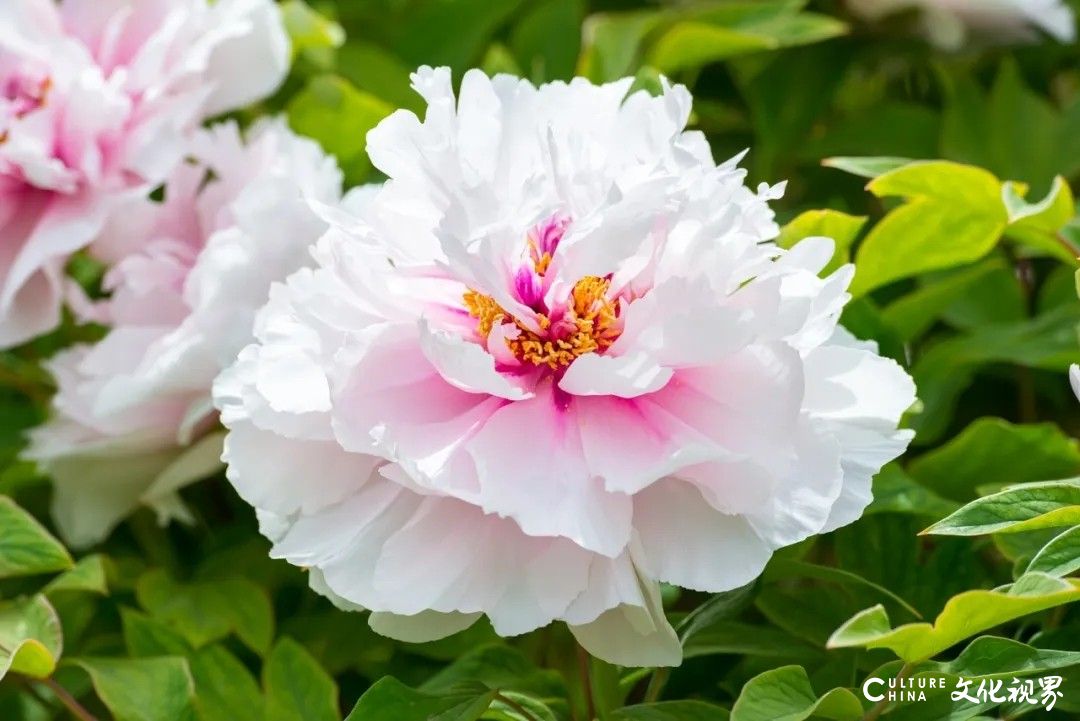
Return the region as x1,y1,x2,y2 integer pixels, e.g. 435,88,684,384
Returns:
1,1,1079,719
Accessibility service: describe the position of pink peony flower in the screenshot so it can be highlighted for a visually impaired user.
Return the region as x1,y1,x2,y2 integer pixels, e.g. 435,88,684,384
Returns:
214,67,917,666
26,119,345,548
0,0,290,346
846,0,1075,49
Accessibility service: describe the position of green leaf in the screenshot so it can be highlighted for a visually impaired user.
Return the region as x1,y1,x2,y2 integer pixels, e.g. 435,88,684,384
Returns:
0,595,62,680
281,0,344,57
334,42,425,114
676,582,757,645
613,701,731,720
190,645,265,721
730,665,863,721
647,23,774,72
682,620,822,660
765,559,923,620
264,638,339,721
909,419,1080,502
776,210,866,274
1027,525,1080,578
578,11,667,82
822,156,914,179
345,677,494,721
735,44,849,179
420,644,564,700
924,479,1080,536
865,464,960,518
287,75,394,183
941,61,1080,190
136,569,274,655
487,691,558,721
69,657,196,721
911,304,1080,443
511,0,583,81
0,496,72,578
648,10,846,74
44,555,108,596
880,259,1022,342
385,0,522,72
827,573,1080,662
121,608,192,657
850,161,1007,296
940,635,1080,679
1003,177,1078,262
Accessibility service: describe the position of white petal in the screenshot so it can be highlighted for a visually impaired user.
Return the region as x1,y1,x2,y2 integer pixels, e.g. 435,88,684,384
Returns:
465,387,633,558
635,478,773,592
419,318,532,400
559,352,672,398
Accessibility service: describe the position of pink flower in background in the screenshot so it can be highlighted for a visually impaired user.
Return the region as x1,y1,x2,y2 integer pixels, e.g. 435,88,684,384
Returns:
846,0,1075,49
26,120,345,548
214,68,917,666
0,0,290,347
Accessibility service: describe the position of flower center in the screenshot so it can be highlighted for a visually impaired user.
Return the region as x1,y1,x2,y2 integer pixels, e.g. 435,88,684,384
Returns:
464,277,620,370
463,217,622,370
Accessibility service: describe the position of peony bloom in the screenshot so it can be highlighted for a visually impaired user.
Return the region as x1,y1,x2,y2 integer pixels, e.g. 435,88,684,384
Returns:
846,0,1076,49
0,0,289,347
214,67,917,667
26,119,345,549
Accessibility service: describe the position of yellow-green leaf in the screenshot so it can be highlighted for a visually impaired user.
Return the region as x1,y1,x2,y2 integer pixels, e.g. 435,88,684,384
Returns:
0,595,63,680
827,573,1080,662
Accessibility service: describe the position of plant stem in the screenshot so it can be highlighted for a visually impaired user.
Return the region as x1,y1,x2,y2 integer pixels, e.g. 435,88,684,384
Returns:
862,663,914,721
494,691,542,721
577,645,596,721
643,667,670,704
38,677,99,721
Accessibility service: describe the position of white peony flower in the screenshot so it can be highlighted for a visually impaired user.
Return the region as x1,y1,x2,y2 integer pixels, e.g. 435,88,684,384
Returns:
0,0,291,347
846,0,1076,49
26,119,345,549
214,67,917,667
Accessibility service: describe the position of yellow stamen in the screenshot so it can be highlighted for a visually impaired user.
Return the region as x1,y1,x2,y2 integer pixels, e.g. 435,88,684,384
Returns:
464,276,620,370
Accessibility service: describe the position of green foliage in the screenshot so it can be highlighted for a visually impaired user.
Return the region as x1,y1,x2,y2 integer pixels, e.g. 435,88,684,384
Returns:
612,701,730,720
827,573,1080,663
5,1,1080,720
69,657,197,721
0,596,62,680
925,479,1080,536
908,419,1080,501
0,496,72,578
264,639,339,721
730,666,863,721
135,568,274,655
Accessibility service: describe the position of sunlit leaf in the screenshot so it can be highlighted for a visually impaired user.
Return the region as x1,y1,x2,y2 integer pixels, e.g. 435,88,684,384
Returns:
924,479,1080,536
0,595,62,681
730,665,863,721
827,573,1080,662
